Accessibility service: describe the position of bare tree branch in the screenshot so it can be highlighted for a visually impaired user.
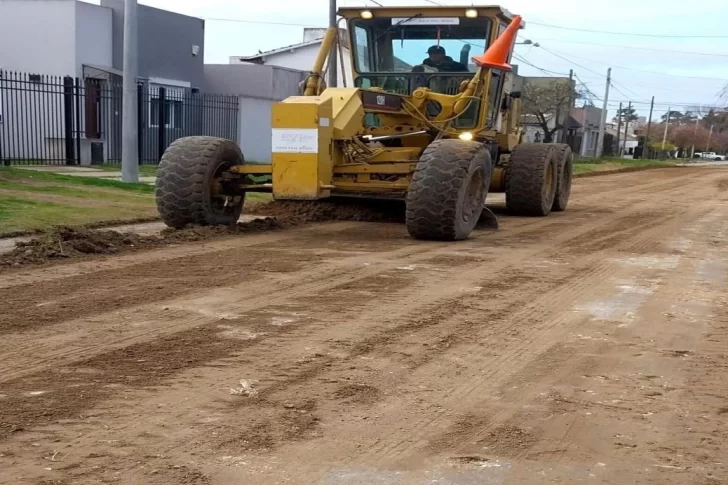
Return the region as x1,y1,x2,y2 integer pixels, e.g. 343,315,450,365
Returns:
521,79,580,143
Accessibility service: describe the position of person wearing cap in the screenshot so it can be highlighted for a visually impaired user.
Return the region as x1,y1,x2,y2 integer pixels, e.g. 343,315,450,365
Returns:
422,45,468,72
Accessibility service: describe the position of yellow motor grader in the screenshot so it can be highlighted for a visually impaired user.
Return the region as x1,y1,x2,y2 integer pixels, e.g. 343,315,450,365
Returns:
155,5,573,240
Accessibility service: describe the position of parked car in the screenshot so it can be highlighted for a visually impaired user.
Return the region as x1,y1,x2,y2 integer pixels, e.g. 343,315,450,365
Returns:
695,152,726,161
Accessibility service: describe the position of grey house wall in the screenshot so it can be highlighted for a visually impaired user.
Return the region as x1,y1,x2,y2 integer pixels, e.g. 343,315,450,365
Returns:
101,0,205,87
75,1,113,78
203,64,306,162
0,0,77,76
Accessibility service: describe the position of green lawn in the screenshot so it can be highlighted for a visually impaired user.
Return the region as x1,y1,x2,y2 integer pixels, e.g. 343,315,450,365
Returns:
0,167,157,234
573,158,676,175
0,196,157,234
0,167,271,235
0,167,154,192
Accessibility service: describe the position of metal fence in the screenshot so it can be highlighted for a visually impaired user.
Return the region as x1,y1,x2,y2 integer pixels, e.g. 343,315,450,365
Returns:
0,71,239,166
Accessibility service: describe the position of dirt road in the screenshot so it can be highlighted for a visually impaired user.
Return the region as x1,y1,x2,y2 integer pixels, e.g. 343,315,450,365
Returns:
1,167,728,485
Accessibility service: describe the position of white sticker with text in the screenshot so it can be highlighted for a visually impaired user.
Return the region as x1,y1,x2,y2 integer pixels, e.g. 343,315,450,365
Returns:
272,129,318,154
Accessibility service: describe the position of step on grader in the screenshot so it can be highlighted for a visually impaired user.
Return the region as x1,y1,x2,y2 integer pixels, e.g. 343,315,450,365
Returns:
155,5,573,241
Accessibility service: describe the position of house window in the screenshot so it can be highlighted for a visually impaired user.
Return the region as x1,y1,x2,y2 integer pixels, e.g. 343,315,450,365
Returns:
150,96,183,129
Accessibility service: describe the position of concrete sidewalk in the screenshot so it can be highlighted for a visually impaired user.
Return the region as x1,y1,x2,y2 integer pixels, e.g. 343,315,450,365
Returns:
16,166,156,185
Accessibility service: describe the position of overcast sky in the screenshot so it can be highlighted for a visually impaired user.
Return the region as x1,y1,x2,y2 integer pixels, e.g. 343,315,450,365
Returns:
86,0,728,119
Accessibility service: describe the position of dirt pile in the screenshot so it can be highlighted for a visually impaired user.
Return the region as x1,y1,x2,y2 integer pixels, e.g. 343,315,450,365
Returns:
2,227,150,267
1,218,280,269
252,199,405,224
1,199,404,270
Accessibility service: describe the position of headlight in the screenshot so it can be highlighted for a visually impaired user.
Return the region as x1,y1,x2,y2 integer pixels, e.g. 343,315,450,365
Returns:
459,132,474,141
360,10,373,19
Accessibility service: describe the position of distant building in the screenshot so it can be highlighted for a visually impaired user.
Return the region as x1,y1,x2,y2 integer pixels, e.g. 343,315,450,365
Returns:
231,28,353,88
0,0,206,163
515,75,575,144
606,123,639,158
203,64,305,162
571,105,604,157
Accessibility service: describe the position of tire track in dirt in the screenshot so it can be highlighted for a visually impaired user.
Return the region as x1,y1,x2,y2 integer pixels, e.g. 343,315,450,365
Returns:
485,210,728,481
0,185,702,450
0,168,724,482
394,204,725,463
0,176,683,382
0,167,702,292
0,181,687,383
0,221,362,289
205,181,712,458
350,210,705,462
0,169,720,472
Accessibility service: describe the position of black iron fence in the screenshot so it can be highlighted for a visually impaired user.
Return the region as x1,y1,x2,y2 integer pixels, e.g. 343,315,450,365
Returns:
0,71,239,166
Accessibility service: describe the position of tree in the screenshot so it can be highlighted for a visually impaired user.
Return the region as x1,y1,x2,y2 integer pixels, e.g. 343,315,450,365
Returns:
661,110,684,123
712,131,728,152
668,123,711,152
702,108,728,133
521,79,580,143
613,105,638,124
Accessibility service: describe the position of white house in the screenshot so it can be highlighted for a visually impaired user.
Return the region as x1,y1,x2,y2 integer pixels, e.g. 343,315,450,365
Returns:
606,124,639,158
231,28,354,89
0,0,208,165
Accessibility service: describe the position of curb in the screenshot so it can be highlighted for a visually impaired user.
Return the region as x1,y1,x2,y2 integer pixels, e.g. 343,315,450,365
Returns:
574,164,679,179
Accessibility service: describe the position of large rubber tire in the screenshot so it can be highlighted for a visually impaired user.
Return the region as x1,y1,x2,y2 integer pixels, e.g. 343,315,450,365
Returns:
505,143,558,216
156,136,245,228
551,144,573,212
406,139,492,241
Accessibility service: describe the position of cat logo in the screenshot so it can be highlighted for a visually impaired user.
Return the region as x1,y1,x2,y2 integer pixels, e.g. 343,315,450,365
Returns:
376,95,386,106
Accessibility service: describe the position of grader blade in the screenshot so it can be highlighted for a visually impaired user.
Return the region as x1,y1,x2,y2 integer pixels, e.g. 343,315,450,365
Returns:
478,206,499,230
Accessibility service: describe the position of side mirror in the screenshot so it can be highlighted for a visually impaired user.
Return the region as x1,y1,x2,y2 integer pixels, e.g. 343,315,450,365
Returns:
509,91,522,99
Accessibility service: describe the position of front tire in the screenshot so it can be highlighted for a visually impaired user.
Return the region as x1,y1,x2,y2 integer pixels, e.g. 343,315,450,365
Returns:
406,139,492,241
155,136,245,228
505,143,558,216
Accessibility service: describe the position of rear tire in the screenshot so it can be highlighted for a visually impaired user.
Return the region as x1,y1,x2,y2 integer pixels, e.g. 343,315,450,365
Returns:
406,139,492,241
505,143,558,216
155,136,245,228
551,144,573,212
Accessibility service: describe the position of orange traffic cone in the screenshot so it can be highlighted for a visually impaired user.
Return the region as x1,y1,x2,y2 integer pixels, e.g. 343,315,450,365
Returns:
472,15,522,71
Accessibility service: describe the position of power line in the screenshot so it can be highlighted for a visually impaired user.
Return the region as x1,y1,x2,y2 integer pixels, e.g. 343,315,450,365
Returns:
609,100,727,108
610,79,649,103
535,37,728,58
205,17,319,27
538,46,606,78
512,53,569,77
540,46,728,82
574,73,602,102
527,21,728,39
609,83,640,103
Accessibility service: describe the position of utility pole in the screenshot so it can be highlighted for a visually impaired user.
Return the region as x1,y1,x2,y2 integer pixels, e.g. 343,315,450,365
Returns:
645,96,654,158
707,124,714,151
121,0,139,183
328,0,338,88
615,101,622,156
690,117,699,159
623,101,632,157
561,69,574,144
595,67,611,158
662,107,671,151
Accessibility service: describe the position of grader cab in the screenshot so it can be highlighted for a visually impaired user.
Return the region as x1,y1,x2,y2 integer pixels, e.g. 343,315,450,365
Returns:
155,5,573,241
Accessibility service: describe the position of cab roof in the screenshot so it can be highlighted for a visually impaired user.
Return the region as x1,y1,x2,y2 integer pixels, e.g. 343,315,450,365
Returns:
337,5,522,25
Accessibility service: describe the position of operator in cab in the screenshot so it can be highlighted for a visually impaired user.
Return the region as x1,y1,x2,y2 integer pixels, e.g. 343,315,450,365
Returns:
422,45,468,72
